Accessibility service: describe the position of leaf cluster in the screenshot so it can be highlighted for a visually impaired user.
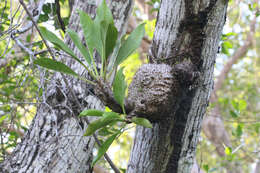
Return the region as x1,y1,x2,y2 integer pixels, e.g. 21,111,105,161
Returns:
34,0,150,166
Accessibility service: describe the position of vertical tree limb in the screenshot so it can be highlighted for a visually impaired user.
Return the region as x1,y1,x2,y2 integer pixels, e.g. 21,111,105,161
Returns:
127,1,228,173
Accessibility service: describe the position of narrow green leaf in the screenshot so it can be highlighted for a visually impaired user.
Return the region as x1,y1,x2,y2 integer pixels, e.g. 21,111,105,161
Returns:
39,27,75,58
79,10,103,56
115,23,145,66
98,127,114,136
95,0,114,25
92,131,120,166
99,21,109,45
236,124,243,137
84,112,121,136
94,0,114,55
0,115,8,124
105,24,118,58
99,21,109,69
131,117,153,128
79,109,104,117
112,67,127,110
39,27,87,69
107,39,121,73
67,29,92,65
34,58,78,76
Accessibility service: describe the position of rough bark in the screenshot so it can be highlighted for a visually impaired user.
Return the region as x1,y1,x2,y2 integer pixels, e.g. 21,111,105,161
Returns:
0,0,133,172
127,0,228,173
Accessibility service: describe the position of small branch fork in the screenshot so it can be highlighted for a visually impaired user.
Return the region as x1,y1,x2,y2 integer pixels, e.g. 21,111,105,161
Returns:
18,1,120,173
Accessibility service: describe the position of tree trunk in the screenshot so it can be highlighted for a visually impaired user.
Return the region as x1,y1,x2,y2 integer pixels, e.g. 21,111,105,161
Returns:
0,0,133,172
127,0,228,173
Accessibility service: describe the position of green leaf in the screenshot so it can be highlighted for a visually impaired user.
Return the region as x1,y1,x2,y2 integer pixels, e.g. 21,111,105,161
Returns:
0,115,8,124
84,112,122,136
238,100,247,111
221,41,233,55
256,11,260,17
38,14,49,23
236,124,243,137
94,0,114,54
92,131,120,166
112,67,127,110
99,21,109,65
42,3,51,14
131,117,153,128
79,10,103,56
34,58,78,77
230,110,238,118
248,4,253,11
105,23,118,59
254,123,260,133
39,27,87,68
98,127,114,136
39,27,75,57
67,29,92,65
115,23,145,66
95,0,114,25
107,39,121,72
79,109,104,117
225,147,232,155
224,32,237,37
231,100,239,111
223,41,233,48
203,164,209,171
221,44,229,55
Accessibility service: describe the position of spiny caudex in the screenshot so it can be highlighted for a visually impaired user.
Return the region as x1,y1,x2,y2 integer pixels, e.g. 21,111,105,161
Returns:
127,59,199,122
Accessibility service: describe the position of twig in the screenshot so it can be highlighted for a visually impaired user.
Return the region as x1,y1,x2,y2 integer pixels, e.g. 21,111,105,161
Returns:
55,0,66,33
12,36,34,55
16,0,45,34
19,0,56,60
19,1,121,172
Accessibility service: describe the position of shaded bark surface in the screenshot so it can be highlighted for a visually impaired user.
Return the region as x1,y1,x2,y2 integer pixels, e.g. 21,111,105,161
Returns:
0,0,133,172
127,0,228,173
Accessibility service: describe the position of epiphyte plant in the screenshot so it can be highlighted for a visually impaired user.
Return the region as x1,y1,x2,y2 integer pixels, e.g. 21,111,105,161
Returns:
34,0,151,166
